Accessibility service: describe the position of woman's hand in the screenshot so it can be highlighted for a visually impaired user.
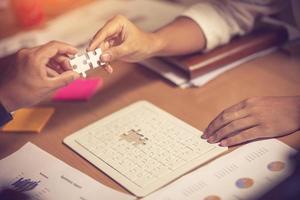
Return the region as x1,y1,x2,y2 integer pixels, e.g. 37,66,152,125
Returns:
88,14,206,74
202,96,300,147
88,15,162,63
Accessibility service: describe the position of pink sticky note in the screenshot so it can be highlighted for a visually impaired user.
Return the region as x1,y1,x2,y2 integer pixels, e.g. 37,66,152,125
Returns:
53,78,103,101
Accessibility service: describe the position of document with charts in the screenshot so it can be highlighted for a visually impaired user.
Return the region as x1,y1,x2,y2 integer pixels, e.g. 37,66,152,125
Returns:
0,143,135,200
142,139,297,200
64,101,227,197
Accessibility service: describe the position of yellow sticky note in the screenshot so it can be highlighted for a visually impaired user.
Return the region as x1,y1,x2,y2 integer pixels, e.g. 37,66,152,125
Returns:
2,108,55,133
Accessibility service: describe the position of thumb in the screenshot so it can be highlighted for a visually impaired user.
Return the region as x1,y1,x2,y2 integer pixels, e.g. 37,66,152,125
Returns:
101,46,128,63
50,71,80,90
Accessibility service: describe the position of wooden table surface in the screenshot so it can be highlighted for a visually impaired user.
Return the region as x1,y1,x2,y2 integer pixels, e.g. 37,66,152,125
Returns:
0,0,300,196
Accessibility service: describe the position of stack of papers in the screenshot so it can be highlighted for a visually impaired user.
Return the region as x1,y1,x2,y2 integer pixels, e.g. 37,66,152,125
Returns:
140,47,277,88
0,143,135,200
0,139,296,199
142,139,297,200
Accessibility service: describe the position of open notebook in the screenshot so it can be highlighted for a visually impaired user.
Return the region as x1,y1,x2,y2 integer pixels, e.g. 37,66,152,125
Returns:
64,101,227,197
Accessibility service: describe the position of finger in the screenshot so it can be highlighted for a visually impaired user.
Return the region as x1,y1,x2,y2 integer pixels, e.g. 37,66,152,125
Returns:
104,64,113,74
219,127,262,147
36,41,78,65
88,17,124,51
99,38,119,52
87,34,114,52
101,46,128,62
224,100,247,113
50,71,80,90
46,67,59,77
99,41,110,52
47,58,65,74
39,41,78,56
53,55,72,71
203,108,249,139
207,116,258,143
203,101,247,137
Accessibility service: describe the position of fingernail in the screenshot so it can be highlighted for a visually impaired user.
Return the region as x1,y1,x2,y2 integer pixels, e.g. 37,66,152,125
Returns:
220,140,228,147
203,130,210,137
105,65,113,74
202,133,208,139
101,53,112,62
207,137,214,143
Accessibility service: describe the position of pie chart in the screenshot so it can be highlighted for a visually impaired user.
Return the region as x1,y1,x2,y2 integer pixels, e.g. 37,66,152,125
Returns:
235,177,254,189
267,161,285,172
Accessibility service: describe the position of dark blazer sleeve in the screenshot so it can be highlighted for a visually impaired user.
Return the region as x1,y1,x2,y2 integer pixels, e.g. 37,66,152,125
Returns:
0,102,12,126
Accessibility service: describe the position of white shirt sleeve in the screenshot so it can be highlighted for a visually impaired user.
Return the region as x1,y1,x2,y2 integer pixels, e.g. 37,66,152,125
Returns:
181,0,285,51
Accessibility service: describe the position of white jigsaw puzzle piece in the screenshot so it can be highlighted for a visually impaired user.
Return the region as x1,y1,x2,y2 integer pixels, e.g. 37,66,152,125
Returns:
87,48,105,68
69,54,90,78
69,48,104,77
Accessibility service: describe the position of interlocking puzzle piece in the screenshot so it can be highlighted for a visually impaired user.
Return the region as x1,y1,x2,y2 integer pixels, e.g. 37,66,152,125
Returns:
70,48,105,77
1,108,55,133
53,78,103,101
70,54,90,78
119,129,149,146
87,48,104,67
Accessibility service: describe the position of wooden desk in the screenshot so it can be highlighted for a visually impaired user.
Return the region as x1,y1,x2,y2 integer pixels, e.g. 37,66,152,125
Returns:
0,0,300,196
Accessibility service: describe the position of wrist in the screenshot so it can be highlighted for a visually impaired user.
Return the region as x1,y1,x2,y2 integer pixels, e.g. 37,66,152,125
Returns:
147,32,167,58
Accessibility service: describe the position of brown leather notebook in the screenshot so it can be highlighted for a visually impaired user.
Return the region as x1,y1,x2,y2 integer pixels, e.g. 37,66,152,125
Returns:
162,25,288,79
